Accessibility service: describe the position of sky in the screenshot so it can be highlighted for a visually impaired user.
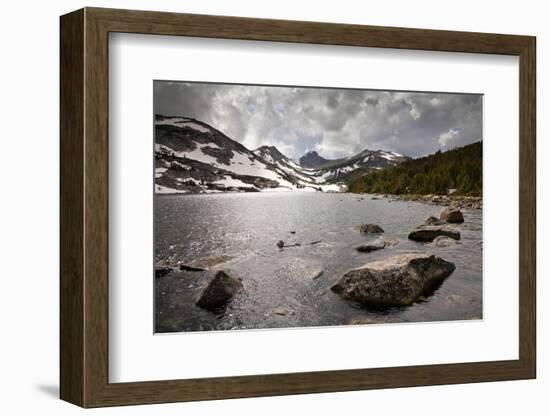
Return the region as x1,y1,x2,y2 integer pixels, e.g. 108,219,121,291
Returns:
154,81,482,160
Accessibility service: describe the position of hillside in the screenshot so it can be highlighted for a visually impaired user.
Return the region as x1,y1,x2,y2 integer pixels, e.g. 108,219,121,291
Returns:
154,115,409,194
347,142,482,196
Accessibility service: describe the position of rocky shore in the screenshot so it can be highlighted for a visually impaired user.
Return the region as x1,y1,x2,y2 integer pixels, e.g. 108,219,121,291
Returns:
368,193,482,210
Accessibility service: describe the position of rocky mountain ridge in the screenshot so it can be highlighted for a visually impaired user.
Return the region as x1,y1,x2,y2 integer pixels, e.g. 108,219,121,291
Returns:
154,115,408,194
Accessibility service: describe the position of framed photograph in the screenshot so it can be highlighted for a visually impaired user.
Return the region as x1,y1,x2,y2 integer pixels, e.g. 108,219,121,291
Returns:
60,7,536,408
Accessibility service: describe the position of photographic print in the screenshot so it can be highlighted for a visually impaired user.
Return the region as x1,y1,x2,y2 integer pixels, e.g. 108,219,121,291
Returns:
154,81,482,333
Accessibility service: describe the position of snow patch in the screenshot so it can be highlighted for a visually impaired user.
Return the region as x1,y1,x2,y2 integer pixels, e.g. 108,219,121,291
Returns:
318,183,346,192
380,151,400,161
155,143,175,154
177,144,220,165
225,152,280,180
155,185,189,194
156,118,211,133
170,161,191,171
202,143,221,150
155,167,168,178
213,175,257,189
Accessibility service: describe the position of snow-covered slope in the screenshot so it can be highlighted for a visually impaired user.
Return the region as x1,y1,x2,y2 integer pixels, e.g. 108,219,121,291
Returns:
155,116,331,193
154,115,407,194
309,148,409,183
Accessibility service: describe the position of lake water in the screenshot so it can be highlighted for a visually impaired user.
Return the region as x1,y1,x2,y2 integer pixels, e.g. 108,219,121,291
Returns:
155,192,482,333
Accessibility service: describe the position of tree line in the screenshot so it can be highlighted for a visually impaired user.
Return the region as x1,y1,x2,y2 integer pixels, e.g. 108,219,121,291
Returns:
348,142,482,196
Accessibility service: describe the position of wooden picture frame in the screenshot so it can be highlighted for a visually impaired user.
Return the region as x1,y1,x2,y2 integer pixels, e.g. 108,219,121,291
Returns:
60,7,536,408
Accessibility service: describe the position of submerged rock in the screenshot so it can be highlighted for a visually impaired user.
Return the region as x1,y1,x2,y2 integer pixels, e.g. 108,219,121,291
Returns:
331,253,455,307
359,224,385,234
431,235,459,247
408,225,461,242
310,269,324,280
425,215,446,226
179,263,207,272
155,266,172,278
381,237,399,247
272,306,293,316
192,255,235,268
286,242,302,248
356,239,386,253
440,207,464,223
196,270,242,311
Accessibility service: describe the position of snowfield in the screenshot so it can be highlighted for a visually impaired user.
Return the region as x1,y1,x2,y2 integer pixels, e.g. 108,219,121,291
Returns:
213,175,258,189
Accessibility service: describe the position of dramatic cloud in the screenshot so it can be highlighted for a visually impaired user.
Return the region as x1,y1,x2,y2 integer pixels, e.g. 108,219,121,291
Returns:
154,81,482,159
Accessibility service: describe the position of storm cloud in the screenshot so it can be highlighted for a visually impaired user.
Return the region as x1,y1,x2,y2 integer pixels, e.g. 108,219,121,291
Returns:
154,81,482,159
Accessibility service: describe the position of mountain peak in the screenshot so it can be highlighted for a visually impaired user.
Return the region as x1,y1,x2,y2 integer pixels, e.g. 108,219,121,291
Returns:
253,145,289,163
299,150,330,169
254,145,279,153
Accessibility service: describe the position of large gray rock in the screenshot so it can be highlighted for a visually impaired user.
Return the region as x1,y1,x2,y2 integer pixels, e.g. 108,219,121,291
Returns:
359,224,384,234
355,239,386,253
440,207,464,223
331,253,455,307
196,270,242,311
408,225,461,242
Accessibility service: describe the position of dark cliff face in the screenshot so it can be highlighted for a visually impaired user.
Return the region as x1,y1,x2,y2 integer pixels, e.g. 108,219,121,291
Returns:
299,151,331,169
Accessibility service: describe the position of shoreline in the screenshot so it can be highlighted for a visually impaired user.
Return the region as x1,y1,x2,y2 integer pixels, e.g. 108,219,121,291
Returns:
369,193,482,209
155,189,482,209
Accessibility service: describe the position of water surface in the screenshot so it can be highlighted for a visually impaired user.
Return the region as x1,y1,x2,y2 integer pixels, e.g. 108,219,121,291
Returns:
155,192,482,332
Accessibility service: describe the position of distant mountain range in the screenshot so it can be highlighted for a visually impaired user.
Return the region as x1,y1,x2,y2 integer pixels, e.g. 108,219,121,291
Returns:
154,115,409,194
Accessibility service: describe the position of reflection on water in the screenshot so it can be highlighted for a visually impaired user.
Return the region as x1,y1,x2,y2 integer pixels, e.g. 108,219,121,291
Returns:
155,192,482,333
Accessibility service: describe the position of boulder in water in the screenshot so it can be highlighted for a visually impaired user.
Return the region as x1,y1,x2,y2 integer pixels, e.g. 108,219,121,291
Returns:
408,225,461,242
431,235,459,247
355,239,386,253
425,215,445,226
331,253,455,307
310,269,324,280
196,270,242,311
440,207,464,223
359,224,384,234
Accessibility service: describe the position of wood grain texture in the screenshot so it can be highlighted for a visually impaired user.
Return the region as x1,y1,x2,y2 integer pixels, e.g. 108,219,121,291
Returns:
59,8,85,407
518,38,537,376
59,7,537,408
